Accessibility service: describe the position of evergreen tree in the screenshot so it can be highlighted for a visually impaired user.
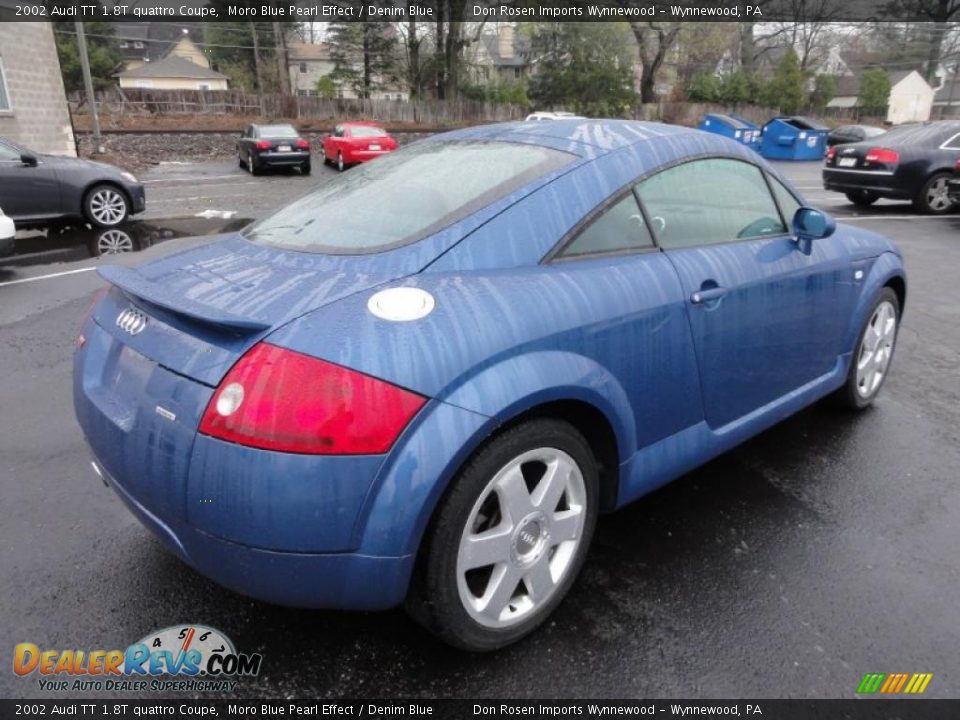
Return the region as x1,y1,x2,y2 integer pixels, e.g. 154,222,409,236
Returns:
327,22,397,99
810,74,837,111
53,21,123,92
687,71,720,102
718,70,752,105
759,48,805,114
858,69,891,115
528,23,636,117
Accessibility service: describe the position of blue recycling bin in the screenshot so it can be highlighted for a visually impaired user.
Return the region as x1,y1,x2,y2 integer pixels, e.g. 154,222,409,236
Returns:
697,113,761,150
759,116,829,160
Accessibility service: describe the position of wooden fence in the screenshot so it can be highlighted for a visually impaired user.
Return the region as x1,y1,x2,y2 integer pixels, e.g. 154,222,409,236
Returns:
68,90,526,125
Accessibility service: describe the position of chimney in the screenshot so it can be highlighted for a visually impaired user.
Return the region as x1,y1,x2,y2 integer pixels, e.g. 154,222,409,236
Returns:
498,25,514,60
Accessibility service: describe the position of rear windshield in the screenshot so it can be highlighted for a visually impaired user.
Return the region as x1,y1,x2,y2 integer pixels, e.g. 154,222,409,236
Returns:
258,125,298,138
243,141,573,254
878,123,960,146
350,126,387,138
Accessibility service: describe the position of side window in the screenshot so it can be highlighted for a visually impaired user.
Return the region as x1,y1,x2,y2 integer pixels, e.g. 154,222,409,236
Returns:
558,193,654,259
768,175,802,224
943,133,960,149
635,158,787,249
0,140,20,162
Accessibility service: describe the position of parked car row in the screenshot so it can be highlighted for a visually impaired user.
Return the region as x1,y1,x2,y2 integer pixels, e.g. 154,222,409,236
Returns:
823,120,960,214
237,122,398,175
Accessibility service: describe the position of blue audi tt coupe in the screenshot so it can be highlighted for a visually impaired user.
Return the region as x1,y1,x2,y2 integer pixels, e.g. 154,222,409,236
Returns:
74,120,906,650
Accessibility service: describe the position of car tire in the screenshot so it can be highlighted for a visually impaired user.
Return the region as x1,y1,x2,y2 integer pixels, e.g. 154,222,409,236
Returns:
337,152,345,172
913,172,954,215
831,287,900,410
249,156,260,176
405,418,599,652
301,162,311,176
83,184,130,228
238,152,246,169
845,190,879,207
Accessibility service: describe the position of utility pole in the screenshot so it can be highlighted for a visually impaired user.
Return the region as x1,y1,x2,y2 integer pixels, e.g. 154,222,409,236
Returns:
75,21,102,154
250,23,265,116
273,22,290,96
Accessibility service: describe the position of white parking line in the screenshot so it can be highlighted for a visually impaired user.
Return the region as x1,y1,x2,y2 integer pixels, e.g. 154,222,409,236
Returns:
0,267,98,288
143,174,241,185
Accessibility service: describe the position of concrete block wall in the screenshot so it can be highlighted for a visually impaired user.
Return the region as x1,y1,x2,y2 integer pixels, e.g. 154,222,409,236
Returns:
0,22,76,156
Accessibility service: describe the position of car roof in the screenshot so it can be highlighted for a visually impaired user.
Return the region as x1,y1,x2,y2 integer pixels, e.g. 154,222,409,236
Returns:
430,119,698,158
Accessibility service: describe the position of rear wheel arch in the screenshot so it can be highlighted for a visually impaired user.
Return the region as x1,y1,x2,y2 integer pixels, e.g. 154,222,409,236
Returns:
491,399,621,513
403,395,623,566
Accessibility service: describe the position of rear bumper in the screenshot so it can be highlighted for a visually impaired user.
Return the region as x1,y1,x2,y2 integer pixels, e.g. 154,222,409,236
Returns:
348,149,392,164
822,168,909,198
95,457,413,609
73,317,412,608
254,150,310,167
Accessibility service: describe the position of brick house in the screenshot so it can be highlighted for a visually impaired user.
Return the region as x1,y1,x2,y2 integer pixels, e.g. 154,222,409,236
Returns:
0,22,76,156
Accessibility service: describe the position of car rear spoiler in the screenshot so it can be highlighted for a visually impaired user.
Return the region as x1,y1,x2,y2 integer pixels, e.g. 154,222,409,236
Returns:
98,265,271,334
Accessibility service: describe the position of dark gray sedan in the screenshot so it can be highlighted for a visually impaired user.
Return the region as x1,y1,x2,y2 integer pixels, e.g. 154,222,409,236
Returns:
0,137,146,229
237,124,311,175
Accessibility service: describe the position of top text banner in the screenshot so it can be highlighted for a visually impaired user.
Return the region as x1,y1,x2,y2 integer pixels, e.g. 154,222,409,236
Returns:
0,0,946,22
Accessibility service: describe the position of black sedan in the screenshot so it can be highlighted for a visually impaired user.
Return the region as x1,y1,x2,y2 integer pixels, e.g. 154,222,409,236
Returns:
237,124,311,175
827,124,886,147
823,121,960,214
0,137,145,229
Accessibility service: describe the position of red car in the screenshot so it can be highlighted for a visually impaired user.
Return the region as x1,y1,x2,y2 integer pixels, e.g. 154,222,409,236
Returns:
322,122,398,172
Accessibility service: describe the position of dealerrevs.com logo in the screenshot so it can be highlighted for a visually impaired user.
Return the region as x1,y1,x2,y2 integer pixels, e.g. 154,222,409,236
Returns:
13,625,262,692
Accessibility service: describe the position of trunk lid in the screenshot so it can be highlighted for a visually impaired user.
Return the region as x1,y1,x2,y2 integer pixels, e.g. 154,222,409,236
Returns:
92,233,410,386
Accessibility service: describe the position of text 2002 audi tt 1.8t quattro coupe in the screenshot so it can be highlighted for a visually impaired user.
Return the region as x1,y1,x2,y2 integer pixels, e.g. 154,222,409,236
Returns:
74,120,905,651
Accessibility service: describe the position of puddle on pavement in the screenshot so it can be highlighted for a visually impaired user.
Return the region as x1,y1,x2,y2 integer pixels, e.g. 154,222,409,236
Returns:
3,217,252,269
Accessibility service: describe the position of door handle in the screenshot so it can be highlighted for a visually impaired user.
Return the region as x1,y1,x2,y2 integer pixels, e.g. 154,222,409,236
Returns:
690,287,727,304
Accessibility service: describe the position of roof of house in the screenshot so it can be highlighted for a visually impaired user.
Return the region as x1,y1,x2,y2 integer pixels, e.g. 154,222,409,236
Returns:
117,22,198,64
287,42,331,62
116,54,227,80
832,70,924,98
934,78,960,103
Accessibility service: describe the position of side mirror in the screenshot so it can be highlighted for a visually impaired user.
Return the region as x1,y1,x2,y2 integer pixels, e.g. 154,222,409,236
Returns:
792,207,836,241
20,153,37,167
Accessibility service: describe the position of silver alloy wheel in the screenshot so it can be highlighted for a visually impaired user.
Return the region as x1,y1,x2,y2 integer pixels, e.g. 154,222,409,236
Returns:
926,177,952,212
856,300,897,398
456,447,586,629
96,229,134,254
337,152,344,172
88,188,127,225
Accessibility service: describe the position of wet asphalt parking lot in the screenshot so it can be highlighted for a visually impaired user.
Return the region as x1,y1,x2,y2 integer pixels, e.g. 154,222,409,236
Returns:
1,157,959,700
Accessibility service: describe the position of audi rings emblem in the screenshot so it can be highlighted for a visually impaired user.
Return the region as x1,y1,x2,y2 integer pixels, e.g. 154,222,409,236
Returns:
116,307,148,335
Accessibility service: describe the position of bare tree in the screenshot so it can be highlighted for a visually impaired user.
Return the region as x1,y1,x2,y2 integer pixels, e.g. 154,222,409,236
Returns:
629,22,682,104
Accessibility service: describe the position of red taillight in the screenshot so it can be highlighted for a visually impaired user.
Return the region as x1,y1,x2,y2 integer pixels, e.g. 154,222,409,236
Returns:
826,146,836,161
296,138,310,150
955,158,960,171
865,147,899,164
199,343,426,455
255,140,272,150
